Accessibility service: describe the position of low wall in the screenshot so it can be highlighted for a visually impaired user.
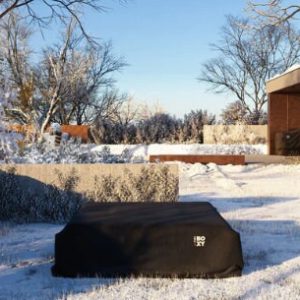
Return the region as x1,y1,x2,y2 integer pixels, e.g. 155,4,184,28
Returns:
0,164,178,194
203,125,268,144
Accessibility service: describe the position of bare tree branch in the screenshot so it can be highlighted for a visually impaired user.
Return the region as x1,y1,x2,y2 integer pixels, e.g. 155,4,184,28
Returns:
198,15,300,121
248,0,300,26
0,0,127,44
36,18,126,130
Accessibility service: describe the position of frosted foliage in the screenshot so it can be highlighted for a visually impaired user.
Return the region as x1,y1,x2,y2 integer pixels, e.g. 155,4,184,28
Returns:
0,167,82,223
221,101,248,125
0,141,266,164
215,126,265,145
0,95,22,163
0,165,178,223
50,123,61,133
88,165,178,203
9,139,138,164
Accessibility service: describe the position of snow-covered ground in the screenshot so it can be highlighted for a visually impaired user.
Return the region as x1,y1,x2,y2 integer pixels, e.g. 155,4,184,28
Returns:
1,162,300,299
91,143,267,159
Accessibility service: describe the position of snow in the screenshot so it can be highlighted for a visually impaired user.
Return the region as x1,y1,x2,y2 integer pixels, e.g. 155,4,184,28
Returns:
91,143,267,159
1,162,300,299
268,64,300,81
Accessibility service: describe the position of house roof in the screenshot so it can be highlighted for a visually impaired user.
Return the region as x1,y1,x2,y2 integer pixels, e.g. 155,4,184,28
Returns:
266,65,300,94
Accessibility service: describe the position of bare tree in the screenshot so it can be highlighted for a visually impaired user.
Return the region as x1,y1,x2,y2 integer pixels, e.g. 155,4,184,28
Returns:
117,97,140,127
37,19,126,132
198,16,300,121
248,1,300,26
0,12,37,125
0,1,126,43
38,19,77,133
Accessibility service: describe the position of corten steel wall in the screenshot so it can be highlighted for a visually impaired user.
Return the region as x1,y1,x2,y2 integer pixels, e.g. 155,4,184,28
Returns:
61,125,90,143
0,164,178,194
268,93,300,154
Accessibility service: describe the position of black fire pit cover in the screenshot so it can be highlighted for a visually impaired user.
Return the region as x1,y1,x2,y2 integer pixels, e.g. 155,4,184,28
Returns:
52,202,243,278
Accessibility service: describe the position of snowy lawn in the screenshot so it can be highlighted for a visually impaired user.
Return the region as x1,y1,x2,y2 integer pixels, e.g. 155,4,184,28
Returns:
1,162,300,299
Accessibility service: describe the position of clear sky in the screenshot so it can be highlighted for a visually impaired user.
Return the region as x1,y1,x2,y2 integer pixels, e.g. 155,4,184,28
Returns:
30,0,247,118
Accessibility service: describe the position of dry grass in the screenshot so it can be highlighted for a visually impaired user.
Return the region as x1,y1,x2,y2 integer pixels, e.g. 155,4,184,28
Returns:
87,165,179,203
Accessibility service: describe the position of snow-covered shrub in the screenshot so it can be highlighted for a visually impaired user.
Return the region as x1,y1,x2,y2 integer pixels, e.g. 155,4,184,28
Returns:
0,164,178,223
213,125,266,144
0,167,19,220
41,168,82,223
88,165,179,202
0,94,23,162
0,167,82,223
221,101,248,125
221,101,268,126
9,138,136,164
89,119,125,144
86,110,219,144
136,113,181,144
217,144,263,155
180,110,216,143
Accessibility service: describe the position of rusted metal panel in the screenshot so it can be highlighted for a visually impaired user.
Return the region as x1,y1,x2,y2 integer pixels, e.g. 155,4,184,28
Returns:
61,125,90,143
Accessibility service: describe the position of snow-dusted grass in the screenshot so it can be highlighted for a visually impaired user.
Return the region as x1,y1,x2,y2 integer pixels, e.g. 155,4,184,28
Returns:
1,162,300,299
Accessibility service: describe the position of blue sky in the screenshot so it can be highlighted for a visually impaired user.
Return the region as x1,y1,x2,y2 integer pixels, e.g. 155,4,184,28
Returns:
30,0,247,117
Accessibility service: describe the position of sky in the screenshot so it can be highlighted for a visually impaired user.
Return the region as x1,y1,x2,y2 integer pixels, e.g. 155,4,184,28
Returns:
30,0,247,118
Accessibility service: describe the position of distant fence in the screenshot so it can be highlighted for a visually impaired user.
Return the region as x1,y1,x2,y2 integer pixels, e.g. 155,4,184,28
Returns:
203,125,268,144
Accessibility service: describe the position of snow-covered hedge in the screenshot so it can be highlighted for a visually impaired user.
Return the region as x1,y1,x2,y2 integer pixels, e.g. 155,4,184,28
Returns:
0,165,178,223
0,167,82,223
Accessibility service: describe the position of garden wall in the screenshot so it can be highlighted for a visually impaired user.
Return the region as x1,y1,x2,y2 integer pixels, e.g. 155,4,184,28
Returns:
203,125,268,144
0,164,179,222
0,164,178,194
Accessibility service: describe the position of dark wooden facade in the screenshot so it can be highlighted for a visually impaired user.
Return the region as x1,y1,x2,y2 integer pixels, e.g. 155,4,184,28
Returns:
267,68,300,155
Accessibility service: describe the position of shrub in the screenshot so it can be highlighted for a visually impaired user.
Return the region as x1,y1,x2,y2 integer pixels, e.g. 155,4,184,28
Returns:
5,139,136,164
0,165,179,223
88,165,179,203
136,113,181,144
180,110,216,143
0,167,82,223
41,168,82,223
88,110,217,144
